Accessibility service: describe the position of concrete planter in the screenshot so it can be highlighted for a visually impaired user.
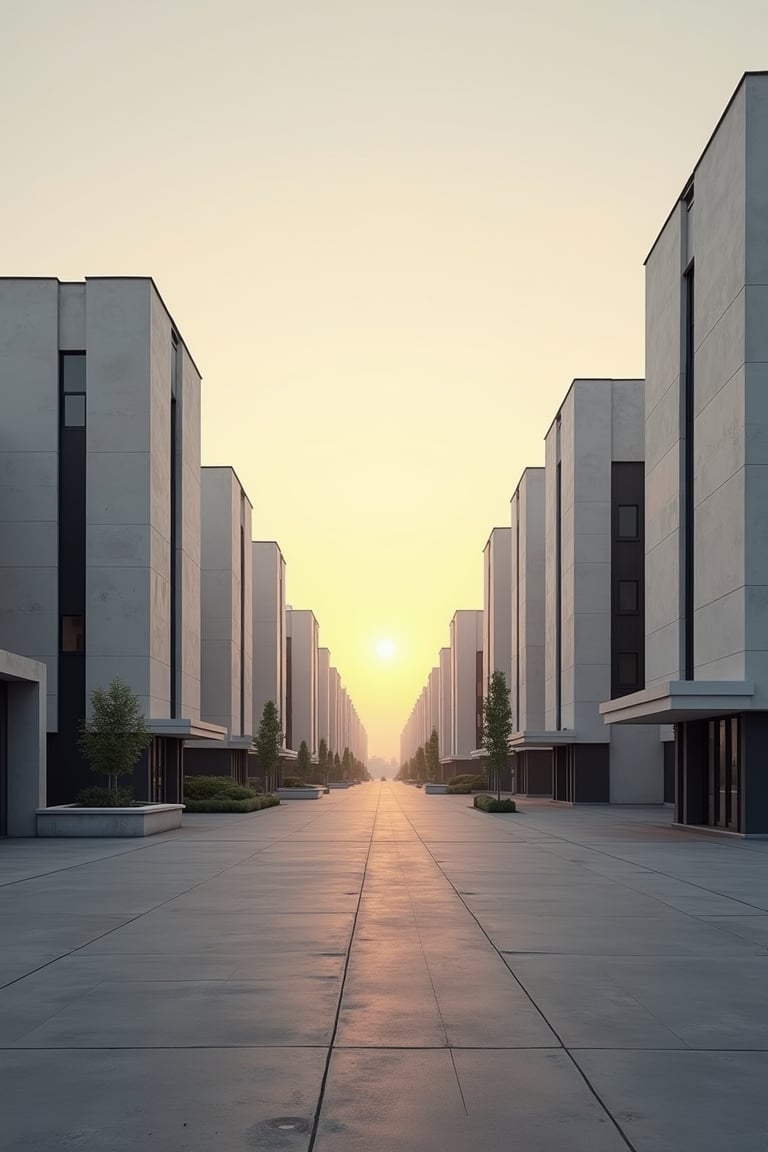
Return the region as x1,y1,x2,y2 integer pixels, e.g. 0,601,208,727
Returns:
424,783,449,795
36,804,185,838
327,782,351,789
275,787,322,800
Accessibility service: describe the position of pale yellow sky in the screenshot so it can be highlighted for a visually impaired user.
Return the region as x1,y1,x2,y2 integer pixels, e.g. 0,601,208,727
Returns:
3,1,766,759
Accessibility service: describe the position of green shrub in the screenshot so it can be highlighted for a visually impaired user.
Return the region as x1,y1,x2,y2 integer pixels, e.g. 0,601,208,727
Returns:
307,774,325,785
473,794,517,813
447,783,472,794
184,776,263,802
76,785,135,808
247,778,264,794
184,794,281,814
448,773,489,790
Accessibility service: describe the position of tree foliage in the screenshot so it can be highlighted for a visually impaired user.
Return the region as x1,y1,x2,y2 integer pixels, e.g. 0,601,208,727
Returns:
79,678,152,797
482,670,513,800
425,729,440,782
254,700,283,793
297,739,311,780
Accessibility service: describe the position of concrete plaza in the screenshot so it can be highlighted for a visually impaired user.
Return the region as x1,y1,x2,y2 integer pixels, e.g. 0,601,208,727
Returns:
3,784,768,1150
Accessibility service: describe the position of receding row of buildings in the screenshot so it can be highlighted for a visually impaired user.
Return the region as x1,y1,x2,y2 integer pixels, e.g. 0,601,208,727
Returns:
402,72,768,836
0,277,366,835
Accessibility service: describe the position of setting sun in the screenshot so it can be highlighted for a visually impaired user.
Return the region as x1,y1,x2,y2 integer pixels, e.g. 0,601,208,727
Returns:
375,638,397,662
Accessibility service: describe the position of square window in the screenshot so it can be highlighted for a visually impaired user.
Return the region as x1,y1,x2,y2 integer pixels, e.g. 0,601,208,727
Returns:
618,580,639,613
61,353,86,393
617,652,639,686
62,615,85,653
617,505,639,539
64,393,85,426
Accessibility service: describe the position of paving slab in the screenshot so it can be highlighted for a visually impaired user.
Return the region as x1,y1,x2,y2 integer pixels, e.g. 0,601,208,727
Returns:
4,784,768,1150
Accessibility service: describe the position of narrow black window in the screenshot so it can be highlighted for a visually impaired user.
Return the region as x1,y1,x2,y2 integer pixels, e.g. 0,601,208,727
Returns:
617,505,639,539
683,264,695,679
170,333,180,717
62,615,85,653
618,653,639,686
555,456,562,729
618,580,639,613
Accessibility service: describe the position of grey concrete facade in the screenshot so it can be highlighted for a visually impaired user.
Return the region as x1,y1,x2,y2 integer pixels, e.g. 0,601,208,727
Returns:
287,609,319,759
0,277,223,805
509,468,551,795
438,646,452,771
482,527,512,703
601,73,768,833
0,649,46,836
185,467,253,781
538,379,663,803
251,541,288,747
318,647,330,752
449,610,483,761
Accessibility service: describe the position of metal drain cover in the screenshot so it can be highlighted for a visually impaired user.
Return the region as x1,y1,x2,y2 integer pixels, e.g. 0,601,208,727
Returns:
247,1117,311,1146
266,1118,310,1133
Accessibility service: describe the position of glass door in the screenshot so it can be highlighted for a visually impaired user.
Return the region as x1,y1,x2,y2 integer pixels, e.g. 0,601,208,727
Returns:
0,682,7,837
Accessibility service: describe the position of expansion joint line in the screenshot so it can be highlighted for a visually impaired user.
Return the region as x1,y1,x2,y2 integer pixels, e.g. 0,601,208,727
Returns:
390,790,640,1152
307,787,382,1152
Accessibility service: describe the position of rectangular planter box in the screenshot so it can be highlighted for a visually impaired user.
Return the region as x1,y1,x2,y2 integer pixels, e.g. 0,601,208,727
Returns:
275,787,322,800
327,782,351,789
424,783,449,794
36,804,185,838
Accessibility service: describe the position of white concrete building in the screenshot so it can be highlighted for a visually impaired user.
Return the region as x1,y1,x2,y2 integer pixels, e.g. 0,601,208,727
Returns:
286,609,319,759
528,378,664,803
252,541,288,747
482,527,512,702
508,467,551,795
447,610,483,772
318,647,331,754
328,664,341,762
438,646,452,774
0,277,223,806
602,73,768,833
427,666,440,744
186,467,253,781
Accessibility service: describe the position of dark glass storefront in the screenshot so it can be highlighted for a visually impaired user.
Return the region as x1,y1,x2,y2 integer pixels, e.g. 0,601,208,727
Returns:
674,714,768,835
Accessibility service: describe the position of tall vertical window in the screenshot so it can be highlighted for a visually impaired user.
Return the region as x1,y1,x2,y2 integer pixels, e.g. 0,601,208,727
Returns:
239,518,246,737
555,455,562,730
58,352,87,741
683,262,695,680
169,333,180,716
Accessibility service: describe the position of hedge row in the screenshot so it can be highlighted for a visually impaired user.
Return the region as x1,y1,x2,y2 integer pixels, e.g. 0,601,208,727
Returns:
447,783,472,794
184,794,281,814
473,794,517,813
447,774,489,790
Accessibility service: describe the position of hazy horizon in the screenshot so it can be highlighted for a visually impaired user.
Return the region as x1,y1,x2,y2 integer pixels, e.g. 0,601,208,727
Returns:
4,0,767,758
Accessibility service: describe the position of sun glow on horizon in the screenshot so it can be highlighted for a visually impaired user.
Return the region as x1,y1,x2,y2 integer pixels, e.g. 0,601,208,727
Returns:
375,638,397,662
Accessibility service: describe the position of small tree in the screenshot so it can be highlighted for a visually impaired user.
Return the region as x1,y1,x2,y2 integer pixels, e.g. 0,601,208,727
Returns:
425,728,440,782
482,670,513,800
254,700,283,794
79,678,152,801
334,751,341,780
318,738,328,783
342,747,351,780
297,739,311,781
415,745,427,782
